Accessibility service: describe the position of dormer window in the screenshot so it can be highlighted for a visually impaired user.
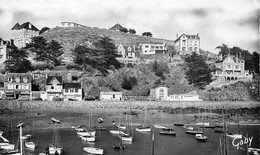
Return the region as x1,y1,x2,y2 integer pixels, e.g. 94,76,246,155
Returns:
128,47,131,51
23,77,28,83
8,77,12,82
15,77,20,82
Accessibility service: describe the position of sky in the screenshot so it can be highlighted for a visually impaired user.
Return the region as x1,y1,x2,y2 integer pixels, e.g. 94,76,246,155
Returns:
0,0,259,54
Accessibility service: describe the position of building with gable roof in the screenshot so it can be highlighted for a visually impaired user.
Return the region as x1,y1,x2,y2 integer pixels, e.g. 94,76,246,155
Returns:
174,33,200,55
139,43,167,55
149,85,168,101
212,55,252,82
0,38,16,69
4,73,32,99
63,83,82,101
46,76,63,101
11,22,39,48
109,23,124,31
117,44,139,64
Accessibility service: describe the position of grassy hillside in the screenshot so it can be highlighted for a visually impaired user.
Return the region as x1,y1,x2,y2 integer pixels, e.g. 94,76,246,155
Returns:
41,26,175,62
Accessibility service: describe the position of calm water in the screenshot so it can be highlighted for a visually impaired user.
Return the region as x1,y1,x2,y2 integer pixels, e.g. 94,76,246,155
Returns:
4,125,260,155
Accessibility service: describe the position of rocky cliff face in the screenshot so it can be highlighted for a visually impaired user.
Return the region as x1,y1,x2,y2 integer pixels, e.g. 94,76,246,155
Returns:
41,26,174,63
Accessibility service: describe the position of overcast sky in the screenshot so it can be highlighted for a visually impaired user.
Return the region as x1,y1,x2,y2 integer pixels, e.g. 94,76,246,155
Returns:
0,0,259,53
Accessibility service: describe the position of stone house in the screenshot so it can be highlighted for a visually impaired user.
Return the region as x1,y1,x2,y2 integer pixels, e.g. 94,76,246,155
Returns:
11,22,39,48
174,33,200,55
4,73,32,99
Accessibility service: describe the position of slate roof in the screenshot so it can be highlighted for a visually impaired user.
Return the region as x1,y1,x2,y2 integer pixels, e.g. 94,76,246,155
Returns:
11,22,39,31
174,34,200,42
46,76,62,85
63,83,81,89
109,23,123,31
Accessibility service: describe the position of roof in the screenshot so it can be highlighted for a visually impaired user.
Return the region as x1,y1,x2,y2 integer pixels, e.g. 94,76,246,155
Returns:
4,73,32,82
100,91,122,95
11,23,20,30
109,23,123,31
11,22,39,31
123,46,134,52
151,85,169,89
63,83,81,89
46,76,62,85
174,33,200,42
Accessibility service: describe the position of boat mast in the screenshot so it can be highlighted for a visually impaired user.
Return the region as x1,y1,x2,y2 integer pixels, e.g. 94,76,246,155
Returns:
17,123,23,155
151,130,155,155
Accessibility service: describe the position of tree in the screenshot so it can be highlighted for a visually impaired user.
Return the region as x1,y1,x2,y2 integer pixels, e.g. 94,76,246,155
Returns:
184,52,212,89
121,76,138,90
129,29,136,34
39,27,50,35
216,44,229,57
151,60,170,80
142,32,153,37
4,48,33,73
120,27,128,33
25,36,63,66
72,36,122,76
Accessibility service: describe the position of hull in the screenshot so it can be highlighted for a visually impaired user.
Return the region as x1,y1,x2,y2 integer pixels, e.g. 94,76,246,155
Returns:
75,128,84,132
195,134,207,141
154,124,166,129
186,130,203,134
21,134,32,140
77,131,96,136
183,126,193,130
109,130,127,135
0,143,15,150
174,123,184,126
83,147,103,155
49,146,63,155
116,124,126,130
248,148,260,155
135,126,151,132
226,133,242,139
120,135,133,142
81,136,95,142
25,141,36,149
159,131,176,136
162,128,174,131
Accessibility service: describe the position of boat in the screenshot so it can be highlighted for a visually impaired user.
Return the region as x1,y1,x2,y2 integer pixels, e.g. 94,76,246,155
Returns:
80,135,95,142
226,114,242,139
48,118,63,155
113,143,125,150
0,133,15,150
83,147,103,155
247,148,260,155
183,125,193,130
51,118,61,124
159,128,176,136
120,134,133,142
115,124,126,130
135,125,151,132
195,134,207,141
21,134,32,140
154,124,166,129
109,130,128,135
24,141,36,149
186,130,203,134
77,129,96,136
162,127,174,131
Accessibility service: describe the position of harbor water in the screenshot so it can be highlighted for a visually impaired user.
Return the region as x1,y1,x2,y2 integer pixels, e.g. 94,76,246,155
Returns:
3,124,260,155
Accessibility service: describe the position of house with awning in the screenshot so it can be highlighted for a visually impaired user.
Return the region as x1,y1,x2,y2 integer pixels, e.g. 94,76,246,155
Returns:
4,73,32,99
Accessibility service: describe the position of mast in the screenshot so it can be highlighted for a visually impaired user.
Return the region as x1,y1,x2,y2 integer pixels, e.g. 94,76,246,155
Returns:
17,123,23,155
151,130,155,155
237,114,240,134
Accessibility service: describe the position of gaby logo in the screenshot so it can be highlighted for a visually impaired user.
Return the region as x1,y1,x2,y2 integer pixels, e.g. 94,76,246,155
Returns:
232,136,253,150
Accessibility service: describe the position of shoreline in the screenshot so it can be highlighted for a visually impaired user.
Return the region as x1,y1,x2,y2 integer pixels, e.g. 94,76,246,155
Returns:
0,100,259,132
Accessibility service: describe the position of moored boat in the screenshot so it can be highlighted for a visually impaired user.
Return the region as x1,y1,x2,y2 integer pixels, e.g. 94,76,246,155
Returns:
186,130,203,134
226,133,242,139
49,144,63,155
116,124,126,130
77,130,96,136
80,135,95,142
159,128,176,136
109,130,128,135
247,148,260,155
83,147,103,155
25,141,37,149
195,134,207,141
183,125,193,130
120,134,133,142
154,124,166,129
135,125,151,132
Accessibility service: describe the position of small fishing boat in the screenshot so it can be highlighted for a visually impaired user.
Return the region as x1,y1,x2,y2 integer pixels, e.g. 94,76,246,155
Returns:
183,125,193,130
135,125,151,132
159,128,176,136
80,135,95,142
116,124,126,130
25,141,37,149
153,124,166,129
109,130,128,135
226,133,242,139
195,134,207,141
186,130,203,134
247,148,260,155
113,143,125,150
21,134,32,140
83,147,103,155
120,134,133,142
173,123,184,126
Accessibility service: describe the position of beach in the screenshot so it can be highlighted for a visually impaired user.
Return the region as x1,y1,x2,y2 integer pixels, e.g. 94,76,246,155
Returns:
0,100,259,132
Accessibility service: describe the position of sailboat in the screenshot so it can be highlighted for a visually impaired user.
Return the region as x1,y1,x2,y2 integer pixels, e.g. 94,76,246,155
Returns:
159,128,176,136
77,110,96,137
119,114,133,142
0,131,15,150
25,122,37,149
48,118,63,155
195,116,207,141
115,113,127,130
226,114,242,139
80,109,95,142
136,104,151,132
83,147,103,155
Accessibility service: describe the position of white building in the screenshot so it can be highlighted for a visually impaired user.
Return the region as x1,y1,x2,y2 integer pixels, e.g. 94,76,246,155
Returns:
100,91,122,101
140,43,167,55
174,33,200,55
46,76,63,101
149,85,168,101
63,83,82,101
117,44,138,64
60,22,86,27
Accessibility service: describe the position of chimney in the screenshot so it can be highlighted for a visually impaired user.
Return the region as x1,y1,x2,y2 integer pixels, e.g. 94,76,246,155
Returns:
176,33,178,39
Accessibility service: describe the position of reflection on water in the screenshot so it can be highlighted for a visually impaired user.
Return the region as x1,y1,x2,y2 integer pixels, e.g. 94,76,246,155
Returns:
3,125,259,155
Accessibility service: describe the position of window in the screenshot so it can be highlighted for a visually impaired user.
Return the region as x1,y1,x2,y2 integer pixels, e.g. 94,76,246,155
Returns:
65,89,68,92
26,34,29,38
15,77,20,82
72,76,78,81
190,41,193,45
182,47,186,51
189,47,192,51
151,46,154,49
8,77,12,82
113,95,115,98
195,41,198,45
182,40,186,45
69,88,74,93
0,55,3,59
23,85,28,89
0,48,3,53
75,89,79,93
145,50,147,53
159,89,164,92
194,47,198,51
51,86,54,89
8,84,13,89
145,45,149,48
15,85,19,89
235,66,240,69
23,77,28,83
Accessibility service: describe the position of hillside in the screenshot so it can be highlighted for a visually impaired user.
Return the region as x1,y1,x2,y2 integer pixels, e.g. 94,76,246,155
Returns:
41,26,175,62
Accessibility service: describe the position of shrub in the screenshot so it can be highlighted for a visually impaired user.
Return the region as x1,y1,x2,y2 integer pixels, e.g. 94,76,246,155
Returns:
33,63,54,70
